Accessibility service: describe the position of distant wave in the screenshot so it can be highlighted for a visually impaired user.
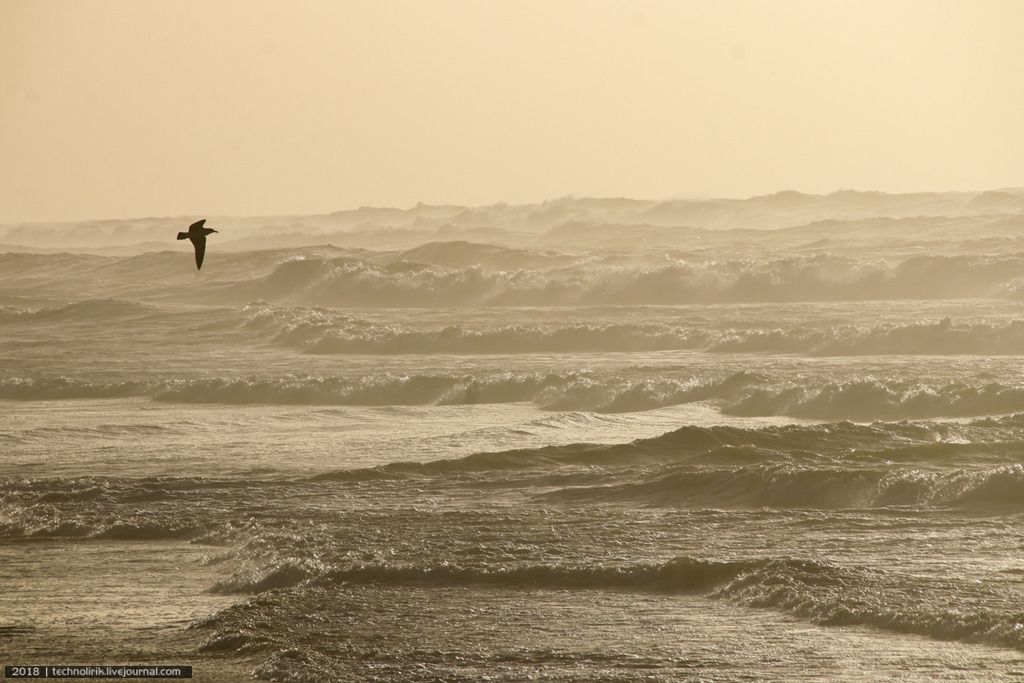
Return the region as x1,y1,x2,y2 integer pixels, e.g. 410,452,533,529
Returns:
389,241,574,270
7,247,1024,306
3,191,1023,253
724,378,1024,420
712,318,1024,356
7,299,1024,358
0,377,151,400
242,304,711,354
216,253,1024,307
8,372,1024,420
0,371,762,413
0,299,155,323
241,304,1024,357
153,371,764,412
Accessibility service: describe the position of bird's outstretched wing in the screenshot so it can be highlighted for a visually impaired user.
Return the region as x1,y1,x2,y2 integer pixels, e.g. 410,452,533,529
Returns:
189,218,206,231
193,235,207,270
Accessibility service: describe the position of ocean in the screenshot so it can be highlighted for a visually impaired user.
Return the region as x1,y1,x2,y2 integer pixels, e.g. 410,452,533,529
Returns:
4,201,1024,681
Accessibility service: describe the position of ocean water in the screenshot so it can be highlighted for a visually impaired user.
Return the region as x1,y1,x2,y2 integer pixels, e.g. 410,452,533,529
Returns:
4,233,1024,681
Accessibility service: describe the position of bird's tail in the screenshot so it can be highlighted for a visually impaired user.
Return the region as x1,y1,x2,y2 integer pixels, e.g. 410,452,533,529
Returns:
176,232,188,240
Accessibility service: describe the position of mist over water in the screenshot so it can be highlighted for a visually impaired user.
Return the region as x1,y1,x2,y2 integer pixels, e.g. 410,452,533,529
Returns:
6,190,1024,681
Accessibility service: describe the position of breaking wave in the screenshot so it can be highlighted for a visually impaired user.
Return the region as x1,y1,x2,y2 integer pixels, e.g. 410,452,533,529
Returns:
199,555,1024,652
9,371,1024,420
539,462,1024,511
312,413,1024,480
0,477,264,541
241,304,1024,357
725,378,1024,420
711,318,1024,356
208,555,758,595
8,246,1024,307
0,371,762,412
242,304,711,354
220,253,1024,307
8,298,1024,358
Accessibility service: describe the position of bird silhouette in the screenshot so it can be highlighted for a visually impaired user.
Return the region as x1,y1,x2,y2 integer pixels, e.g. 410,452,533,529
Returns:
177,219,218,270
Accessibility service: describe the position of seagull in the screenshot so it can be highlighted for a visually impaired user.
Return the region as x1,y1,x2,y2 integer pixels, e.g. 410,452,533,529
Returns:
177,219,218,270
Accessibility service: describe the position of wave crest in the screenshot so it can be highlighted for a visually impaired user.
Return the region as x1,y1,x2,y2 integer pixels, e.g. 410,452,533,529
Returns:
9,371,1024,420
540,463,1024,511
200,554,1024,653
223,254,1024,307
242,304,1024,357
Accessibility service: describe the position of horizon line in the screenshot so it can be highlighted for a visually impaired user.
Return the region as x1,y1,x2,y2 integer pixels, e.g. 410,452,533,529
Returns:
2,186,1023,227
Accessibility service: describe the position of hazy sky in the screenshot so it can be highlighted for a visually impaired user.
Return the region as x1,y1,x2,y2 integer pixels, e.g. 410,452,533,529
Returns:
2,0,1023,222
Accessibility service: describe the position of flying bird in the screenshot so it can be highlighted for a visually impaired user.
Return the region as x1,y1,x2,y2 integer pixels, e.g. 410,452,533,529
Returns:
177,219,218,270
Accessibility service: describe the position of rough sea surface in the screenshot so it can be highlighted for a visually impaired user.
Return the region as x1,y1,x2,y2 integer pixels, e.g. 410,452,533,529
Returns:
4,196,1024,681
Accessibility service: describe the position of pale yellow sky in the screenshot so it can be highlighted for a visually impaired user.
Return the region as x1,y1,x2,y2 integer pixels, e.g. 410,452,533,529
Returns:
1,0,1022,222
